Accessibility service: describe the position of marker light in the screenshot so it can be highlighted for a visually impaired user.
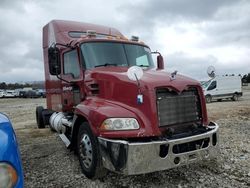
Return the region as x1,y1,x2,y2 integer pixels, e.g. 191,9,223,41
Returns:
131,36,139,42
86,30,97,37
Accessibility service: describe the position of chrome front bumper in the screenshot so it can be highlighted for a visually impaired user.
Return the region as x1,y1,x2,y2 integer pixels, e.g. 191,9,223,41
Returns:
98,123,219,175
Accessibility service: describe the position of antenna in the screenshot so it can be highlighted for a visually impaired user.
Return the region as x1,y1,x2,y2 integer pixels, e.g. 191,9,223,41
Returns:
207,66,216,78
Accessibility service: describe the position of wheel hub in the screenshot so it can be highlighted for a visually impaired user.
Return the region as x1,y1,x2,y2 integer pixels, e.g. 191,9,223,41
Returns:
80,134,93,168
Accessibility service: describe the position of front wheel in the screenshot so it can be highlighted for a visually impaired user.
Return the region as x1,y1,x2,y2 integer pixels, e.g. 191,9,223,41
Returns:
206,95,212,103
77,122,107,179
232,94,239,101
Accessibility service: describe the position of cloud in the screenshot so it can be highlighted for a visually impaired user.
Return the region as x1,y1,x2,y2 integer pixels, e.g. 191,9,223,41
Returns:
118,0,238,27
166,52,246,80
0,0,249,83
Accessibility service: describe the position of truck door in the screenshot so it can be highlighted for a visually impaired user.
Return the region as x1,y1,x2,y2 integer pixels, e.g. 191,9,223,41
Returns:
207,80,217,97
61,49,81,111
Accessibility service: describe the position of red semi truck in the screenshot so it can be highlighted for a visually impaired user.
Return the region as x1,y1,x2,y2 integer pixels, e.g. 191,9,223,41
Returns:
36,20,219,179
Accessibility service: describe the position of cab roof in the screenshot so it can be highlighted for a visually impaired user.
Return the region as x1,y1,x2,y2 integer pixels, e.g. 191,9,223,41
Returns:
43,20,124,48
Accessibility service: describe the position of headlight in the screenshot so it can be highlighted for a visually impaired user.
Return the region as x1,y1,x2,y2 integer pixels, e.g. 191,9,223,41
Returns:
100,118,140,130
0,163,18,188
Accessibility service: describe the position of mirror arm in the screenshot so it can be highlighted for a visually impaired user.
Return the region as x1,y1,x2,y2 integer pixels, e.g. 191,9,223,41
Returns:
51,42,75,49
134,73,142,93
151,51,162,56
56,75,71,84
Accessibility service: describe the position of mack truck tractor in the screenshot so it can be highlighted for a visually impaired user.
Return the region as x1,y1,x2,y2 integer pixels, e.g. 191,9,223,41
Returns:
36,20,219,179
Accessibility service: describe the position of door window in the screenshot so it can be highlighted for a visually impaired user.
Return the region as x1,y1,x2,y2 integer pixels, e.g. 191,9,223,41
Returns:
63,50,80,78
207,81,217,90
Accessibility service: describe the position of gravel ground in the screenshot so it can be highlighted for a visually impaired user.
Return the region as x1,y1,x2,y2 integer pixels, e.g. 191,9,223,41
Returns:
0,87,250,188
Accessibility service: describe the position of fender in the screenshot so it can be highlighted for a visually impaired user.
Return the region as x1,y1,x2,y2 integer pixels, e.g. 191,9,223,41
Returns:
70,97,144,151
0,113,24,187
72,97,154,139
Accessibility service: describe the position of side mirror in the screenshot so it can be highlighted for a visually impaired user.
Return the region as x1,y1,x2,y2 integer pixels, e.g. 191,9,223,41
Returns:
157,54,164,70
48,47,61,75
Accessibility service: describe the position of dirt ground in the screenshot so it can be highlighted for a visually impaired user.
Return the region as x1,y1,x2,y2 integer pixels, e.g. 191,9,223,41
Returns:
0,87,250,188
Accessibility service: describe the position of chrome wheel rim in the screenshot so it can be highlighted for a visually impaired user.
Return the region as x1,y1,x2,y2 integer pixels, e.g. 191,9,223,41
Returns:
80,134,93,168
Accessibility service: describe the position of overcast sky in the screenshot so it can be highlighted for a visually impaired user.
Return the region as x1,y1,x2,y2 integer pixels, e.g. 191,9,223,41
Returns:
0,0,249,83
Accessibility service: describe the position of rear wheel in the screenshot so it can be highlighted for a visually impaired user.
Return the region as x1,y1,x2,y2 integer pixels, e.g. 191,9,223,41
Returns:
36,106,45,128
232,94,239,101
206,95,212,103
77,122,107,179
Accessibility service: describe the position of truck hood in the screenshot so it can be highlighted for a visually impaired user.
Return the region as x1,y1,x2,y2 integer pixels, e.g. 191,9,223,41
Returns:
86,66,200,93
82,67,207,138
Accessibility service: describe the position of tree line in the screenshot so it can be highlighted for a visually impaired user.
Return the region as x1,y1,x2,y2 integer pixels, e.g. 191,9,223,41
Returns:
0,82,45,90
0,73,249,90
242,73,250,83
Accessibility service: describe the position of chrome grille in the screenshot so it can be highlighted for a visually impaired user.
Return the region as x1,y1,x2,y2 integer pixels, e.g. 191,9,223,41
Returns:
156,88,200,127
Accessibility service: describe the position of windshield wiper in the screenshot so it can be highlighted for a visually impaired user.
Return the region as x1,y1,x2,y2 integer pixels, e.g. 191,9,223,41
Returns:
95,63,117,68
137,65,149,67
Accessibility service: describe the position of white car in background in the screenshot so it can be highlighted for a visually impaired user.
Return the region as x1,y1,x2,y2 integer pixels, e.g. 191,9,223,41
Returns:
2,90,16,98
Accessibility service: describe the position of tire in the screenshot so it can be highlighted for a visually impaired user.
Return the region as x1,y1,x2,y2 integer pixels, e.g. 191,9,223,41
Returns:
77,122,107,179
206,95,212,103
232,94,239,101
36,106,45,128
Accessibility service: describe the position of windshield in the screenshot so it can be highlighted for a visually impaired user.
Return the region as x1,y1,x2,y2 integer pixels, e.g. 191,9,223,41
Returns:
201,80,211,88
80,42,154,69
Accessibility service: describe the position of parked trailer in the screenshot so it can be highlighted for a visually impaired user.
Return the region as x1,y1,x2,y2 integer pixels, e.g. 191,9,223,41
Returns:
36,20,219,179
